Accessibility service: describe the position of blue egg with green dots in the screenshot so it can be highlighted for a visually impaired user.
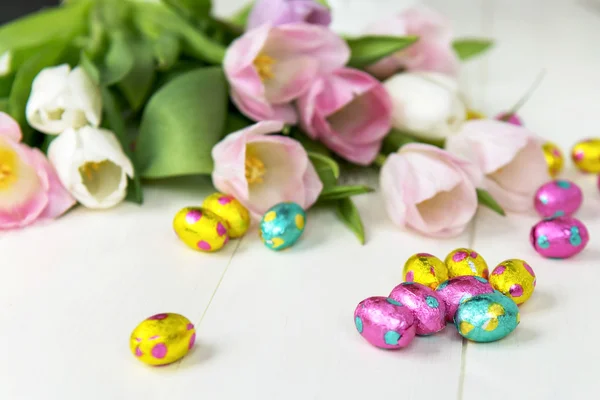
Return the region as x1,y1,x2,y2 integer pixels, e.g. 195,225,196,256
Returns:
259,202,306,251
454,292,520,343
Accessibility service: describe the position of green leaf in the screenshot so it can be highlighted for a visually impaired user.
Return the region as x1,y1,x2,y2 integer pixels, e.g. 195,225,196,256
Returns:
224,111,253,135
101,87,143,204
476,188,505,216
319,185,374,201
335,198,365,245
228,2,253,27
0,0,92,55
0,98,8,113
0,74,14,98
117,36,155,111
292,131,330,156
308,152,339,189
315,0,330,7
9,40,69,145
154,34,181,71
137,67,228,178
79,51,101,85
132,3,226,64
162,0,211,20
346,35,419,69
100,31,135,85
452,39,493,61
381,129,419,155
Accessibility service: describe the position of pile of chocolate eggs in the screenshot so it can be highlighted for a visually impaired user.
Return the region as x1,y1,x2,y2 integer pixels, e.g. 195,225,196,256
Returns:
173,193,307,253
531,180,589,259
354,249,537,349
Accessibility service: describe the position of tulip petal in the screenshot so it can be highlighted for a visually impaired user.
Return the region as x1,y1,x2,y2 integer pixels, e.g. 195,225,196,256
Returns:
68,67,102,128
25,64,71,134
0,112,23,142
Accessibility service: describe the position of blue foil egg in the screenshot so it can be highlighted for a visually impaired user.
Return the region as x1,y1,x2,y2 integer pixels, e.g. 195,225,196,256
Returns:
454,291,520,342
259,202,306,251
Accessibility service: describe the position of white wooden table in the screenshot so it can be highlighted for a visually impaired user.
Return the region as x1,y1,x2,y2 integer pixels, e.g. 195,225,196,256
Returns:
2,0,600,398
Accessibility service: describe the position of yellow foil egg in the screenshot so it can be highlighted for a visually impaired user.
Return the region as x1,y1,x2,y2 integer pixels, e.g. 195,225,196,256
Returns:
173,207,229,252
489,259,536,305
572,138,600,173
201,193,250,238
130,313,196,366
542,141,564,177
403,253,449,289
445,248,489,279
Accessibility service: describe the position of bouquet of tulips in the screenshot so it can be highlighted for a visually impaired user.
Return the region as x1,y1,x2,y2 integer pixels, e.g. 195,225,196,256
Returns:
0,0,547,240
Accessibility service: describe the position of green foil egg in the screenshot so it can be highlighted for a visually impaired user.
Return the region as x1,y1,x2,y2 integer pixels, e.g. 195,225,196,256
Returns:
259,202,306,251
454,291,520,342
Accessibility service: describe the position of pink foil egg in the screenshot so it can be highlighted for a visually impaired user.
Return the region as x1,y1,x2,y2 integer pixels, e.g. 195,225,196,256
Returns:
389,282,446,336
534,180,582,218
435,276,495,323
354,296,416,349
530,216,589,259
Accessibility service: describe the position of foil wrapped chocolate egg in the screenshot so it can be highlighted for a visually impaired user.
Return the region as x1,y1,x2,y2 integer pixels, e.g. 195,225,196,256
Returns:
354,296,416,349
445,248,489,279
542,142,564,177
389,282,446,336
436,276,495,322
489,259,536,305
130,313,196,366
495,112,523,126
259,202,305,251
534,180,582,218
530,216,589,259
454,292,520,343
403,253,449,289
572,138,600,173
202,193,250,238
173,207,229,252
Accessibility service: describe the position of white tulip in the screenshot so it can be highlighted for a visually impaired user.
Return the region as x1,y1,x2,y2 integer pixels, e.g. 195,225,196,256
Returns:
26,64,102,135
48,127,134,209
0,51,11,76
383,72,466,140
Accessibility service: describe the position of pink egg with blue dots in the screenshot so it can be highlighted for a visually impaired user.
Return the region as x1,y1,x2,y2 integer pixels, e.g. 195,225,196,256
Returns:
389,282,446,336
354,296,416,349
534,180,582,218
531,216,589,259
435,276,495,323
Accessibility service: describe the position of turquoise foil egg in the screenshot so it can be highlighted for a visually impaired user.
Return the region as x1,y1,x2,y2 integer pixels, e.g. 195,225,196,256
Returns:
259,202,306,251
454,292,520,342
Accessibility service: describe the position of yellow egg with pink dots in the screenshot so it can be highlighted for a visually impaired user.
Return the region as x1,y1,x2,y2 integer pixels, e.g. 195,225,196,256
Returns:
201,193,250,238
403,253,449,289
130,313,196,366
445,248,489,279
173,207,229,252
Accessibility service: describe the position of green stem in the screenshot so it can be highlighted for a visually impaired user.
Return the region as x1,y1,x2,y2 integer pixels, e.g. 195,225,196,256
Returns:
373,154,387,167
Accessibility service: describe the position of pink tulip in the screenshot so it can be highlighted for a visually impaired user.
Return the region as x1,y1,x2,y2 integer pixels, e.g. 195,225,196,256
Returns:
211,120,323,218
495,112,523,126
380,143,481,237
445,119,547,212
297,67,392,165
365,7,459,80
0,112,75,229
224,23,349,124
247,0,331,30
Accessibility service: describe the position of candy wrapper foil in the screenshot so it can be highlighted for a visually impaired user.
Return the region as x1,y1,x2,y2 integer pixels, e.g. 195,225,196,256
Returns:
454,292,519,343
354,296,416,349
173,207,229,252
542,141,564,177
260,202,306,251
202,193,250,238
403,253,448,289
534,180,582,218
530,216,589,259
490,259,536,305
572,138,600,173
444,248,489,279
389,282,446,336
436,276,494,322
130,313,196,366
